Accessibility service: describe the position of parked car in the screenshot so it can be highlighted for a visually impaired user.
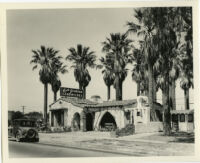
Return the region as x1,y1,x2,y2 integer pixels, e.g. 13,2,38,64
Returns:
8,119,39,142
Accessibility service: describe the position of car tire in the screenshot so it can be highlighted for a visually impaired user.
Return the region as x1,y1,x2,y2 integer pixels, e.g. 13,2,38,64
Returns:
35,138,39,142
16,132,21,142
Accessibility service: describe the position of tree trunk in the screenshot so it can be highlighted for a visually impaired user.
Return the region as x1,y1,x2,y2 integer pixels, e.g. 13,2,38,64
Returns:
162,90,165,106
83,86,86,99
153,76,157,102
53,91,57,102
163,80,171,136
115,74,121,101
148,64,153,109
184,88,190,110
137,82,140,96
169,79,176,110
44,83,48,125
148,64,158,121
107,85,111,100
119,81,123,100
79,83,83,99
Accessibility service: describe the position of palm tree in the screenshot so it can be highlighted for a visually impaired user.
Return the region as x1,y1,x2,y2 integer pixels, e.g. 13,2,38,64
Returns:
51,78,61,102
66,44,96,99
179,7,193,110
99,56,115,100
102,33,132,100
30,46,59,125
131,48,145,96
127,8,158,120
50,58,67,102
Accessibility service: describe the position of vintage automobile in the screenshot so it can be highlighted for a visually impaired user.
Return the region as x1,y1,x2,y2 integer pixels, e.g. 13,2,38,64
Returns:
8,119,39,142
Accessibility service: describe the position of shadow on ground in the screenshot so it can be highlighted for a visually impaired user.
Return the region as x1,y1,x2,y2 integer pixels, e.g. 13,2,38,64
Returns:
169,132,194,143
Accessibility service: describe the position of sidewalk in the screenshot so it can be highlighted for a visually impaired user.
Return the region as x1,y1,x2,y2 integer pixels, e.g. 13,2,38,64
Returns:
38,131,194,156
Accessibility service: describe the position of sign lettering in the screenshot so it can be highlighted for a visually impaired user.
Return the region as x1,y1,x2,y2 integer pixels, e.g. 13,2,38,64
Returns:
60,87,83,98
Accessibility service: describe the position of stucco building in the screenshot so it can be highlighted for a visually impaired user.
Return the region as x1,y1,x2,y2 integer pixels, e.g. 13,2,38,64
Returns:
49,96,163,133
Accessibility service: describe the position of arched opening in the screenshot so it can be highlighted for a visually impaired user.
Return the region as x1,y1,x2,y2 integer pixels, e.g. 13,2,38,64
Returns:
99,112,117,131
86,113,93,131
72,113,80,131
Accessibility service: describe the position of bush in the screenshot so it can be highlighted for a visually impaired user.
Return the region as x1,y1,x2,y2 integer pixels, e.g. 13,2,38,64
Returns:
110,124,135,137
63,126,71,132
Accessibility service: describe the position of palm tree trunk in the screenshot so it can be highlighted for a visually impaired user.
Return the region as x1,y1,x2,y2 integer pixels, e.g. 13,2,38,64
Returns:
137,82,140,96
184,88,190,110
44,83,48,125
148,64,153,109
163,79,171,136
79,83,83,99
148,64,157,121
83,86,86,99
169,79,176,110
153,76,157,102
115,74,121,101
54,91,57,102
119,81,123,100
107,85,111,100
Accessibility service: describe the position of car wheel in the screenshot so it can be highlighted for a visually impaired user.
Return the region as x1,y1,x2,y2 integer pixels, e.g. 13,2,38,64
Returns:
16,132,21,142
35,138,39,142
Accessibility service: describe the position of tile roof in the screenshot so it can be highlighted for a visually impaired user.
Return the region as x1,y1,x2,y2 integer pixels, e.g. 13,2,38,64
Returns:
86,99,137,108
50,97,137,109
50,97,162,110
170,109,194,114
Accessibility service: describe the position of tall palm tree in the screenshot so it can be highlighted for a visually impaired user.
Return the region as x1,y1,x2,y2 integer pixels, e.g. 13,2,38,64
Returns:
102,33,132,100
179,7,193,110
131,48,145,96
99,56,115,100
50,58,67,102
127,8,158,120
66,44,96,99
51,77,61,102
153,7,188,135
30,46,59,125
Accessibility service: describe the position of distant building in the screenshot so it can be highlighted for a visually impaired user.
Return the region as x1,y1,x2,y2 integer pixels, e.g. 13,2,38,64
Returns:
171,109,194,132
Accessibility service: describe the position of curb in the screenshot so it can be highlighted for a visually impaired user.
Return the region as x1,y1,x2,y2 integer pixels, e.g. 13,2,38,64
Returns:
37,142,142,156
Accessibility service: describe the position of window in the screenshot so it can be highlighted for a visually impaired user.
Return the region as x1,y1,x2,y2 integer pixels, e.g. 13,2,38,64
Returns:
137,111,140,116
188,114,193,122
180,114,185,122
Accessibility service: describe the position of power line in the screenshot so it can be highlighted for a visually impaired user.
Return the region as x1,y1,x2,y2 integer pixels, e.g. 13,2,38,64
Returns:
21,106,26,115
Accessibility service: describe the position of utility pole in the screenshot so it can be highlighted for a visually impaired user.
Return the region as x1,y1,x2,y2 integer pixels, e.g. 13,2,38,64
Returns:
21,106,26,115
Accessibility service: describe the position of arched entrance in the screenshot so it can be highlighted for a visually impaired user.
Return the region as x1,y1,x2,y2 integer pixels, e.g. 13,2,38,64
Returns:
86,113,93,131
72,113,80,131
99,112,117,131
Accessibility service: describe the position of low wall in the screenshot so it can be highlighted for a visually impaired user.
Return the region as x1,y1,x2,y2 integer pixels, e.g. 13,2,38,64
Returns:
135,122,163,133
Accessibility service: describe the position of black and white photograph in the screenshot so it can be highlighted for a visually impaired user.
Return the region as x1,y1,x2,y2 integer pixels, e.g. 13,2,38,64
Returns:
1,1,199,161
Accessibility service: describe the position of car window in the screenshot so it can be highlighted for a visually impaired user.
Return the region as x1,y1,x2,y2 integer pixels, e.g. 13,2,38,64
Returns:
17,120,36,127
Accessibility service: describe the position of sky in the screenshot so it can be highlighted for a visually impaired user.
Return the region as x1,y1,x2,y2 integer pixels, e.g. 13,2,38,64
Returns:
7,8,194,113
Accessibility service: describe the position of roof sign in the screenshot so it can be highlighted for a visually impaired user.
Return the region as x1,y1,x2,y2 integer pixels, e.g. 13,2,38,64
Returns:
60,87,83,98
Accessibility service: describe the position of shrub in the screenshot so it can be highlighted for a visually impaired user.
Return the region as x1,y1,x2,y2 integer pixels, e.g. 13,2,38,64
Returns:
63,126,71,132
110,124,135,137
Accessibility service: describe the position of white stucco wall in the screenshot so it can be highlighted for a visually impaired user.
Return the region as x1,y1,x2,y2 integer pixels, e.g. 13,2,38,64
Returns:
50,99,83,127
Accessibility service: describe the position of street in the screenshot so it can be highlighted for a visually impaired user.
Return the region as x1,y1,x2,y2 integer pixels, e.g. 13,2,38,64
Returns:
9,140,127,157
